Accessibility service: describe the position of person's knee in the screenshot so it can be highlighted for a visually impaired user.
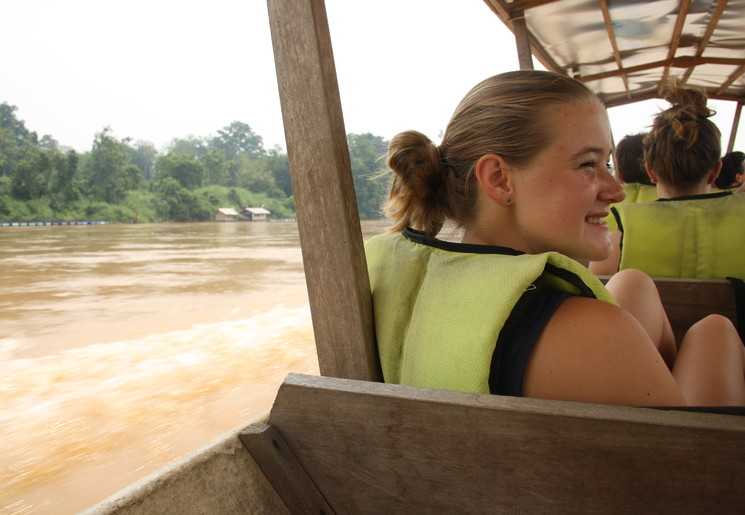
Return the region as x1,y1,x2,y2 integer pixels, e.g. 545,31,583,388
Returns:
690,314,737,337
606,268,656,296
683,315,742,356
612,268,652,285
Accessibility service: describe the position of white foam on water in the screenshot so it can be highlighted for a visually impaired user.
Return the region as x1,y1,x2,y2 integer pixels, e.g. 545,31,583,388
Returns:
0,305,317,513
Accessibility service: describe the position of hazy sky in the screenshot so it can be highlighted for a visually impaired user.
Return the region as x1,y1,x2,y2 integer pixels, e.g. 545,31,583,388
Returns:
2,0,742,153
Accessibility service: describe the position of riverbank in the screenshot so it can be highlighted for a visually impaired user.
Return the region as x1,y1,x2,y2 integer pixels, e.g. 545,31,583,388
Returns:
0,220,114,227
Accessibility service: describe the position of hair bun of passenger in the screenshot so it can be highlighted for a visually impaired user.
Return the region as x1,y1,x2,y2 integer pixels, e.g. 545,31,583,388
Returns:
665,85,715,120
387,131,441,198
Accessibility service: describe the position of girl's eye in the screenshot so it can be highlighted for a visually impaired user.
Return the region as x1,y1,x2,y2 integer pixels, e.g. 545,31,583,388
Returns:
580,161,612,171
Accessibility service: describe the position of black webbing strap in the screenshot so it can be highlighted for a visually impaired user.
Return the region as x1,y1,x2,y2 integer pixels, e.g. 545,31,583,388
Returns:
726,277,745,341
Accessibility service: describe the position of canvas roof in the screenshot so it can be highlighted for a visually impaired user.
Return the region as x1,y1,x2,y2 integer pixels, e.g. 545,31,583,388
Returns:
245,207,271,214
482,0,745,108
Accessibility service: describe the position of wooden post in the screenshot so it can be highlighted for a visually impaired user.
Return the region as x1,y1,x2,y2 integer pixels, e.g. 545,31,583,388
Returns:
727,101,742,153
266,0,382,382
512,11,534,70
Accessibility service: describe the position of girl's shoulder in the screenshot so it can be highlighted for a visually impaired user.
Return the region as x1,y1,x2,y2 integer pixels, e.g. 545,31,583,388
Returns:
522,296,684,406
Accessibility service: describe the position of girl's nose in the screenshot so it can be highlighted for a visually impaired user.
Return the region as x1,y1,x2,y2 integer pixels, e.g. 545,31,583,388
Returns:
601,169,626,204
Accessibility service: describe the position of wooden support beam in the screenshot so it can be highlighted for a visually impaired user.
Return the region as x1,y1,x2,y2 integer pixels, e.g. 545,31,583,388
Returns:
578,55,745,83
716,63,745,97
266,0,381,382
599,0,630,98
481,0,565,74
239,423,335,514
681,0,728,84
726,101,742,153
512,11,534,70
657,0,690,94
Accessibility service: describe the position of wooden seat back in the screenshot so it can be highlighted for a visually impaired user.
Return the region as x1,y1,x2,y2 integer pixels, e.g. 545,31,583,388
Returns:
241,373,745,513
655,277,740,343
601,276,739,344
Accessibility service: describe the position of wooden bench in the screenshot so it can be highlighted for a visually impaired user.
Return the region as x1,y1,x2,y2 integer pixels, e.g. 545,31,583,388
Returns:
240,373,745,513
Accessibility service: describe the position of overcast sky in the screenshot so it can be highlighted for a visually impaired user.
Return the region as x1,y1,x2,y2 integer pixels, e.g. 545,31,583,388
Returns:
1,0,742,154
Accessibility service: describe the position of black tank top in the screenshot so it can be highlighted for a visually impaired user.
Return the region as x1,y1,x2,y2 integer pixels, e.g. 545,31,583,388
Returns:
489,275,572,396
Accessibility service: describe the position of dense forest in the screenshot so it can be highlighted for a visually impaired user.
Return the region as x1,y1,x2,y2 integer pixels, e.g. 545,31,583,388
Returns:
0,102,391,223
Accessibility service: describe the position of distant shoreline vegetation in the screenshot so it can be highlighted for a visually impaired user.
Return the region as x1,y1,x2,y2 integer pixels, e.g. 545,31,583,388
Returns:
0,101,390,223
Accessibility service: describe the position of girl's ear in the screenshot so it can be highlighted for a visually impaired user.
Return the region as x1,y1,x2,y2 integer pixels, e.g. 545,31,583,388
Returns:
707,160,722,185
474,154,514,206
645,163,658,184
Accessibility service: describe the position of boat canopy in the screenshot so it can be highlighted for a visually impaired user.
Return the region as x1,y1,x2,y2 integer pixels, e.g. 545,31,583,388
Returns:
483,0,745,108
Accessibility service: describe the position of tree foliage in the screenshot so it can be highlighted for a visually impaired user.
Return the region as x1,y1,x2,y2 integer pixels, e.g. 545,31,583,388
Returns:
0,104,390,223
1,102,39,178
348,133,390,219
155,152,204,190
211,121,265,160
127,140,158,181
87,128,142,203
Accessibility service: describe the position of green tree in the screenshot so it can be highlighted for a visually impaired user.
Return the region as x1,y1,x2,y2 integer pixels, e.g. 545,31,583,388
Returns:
156,177,212,221
39,134,59,151
127,140,158,181
235,155,279,195
51,150,82,201
347,133,389,219
155,152,205,190
263,148,292,196
167,135,208,158
87,128,142,203
0,102,39,177
211,121,265,160
0,102,37,145
10,146,49,200
200,148,229,186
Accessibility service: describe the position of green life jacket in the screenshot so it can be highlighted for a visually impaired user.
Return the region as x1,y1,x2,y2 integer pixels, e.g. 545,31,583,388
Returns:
613,191,745,279
719,186,742,194
365,229,616,394
606,183,658,232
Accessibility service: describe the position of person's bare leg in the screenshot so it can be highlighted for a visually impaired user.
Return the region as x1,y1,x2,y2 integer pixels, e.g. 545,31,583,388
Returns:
673,315,745,406
605,269,677,367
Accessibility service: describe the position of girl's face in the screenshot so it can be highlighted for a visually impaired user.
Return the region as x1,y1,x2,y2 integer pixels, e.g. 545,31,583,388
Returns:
508,101,625,262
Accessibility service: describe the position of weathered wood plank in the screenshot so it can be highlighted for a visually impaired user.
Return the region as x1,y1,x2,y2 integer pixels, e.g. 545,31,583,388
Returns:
655,277,738,343
600,276,738,344
84,415,289,515
266,0,381,382
265,373,745,514
239,423,335,514
511,11,534,70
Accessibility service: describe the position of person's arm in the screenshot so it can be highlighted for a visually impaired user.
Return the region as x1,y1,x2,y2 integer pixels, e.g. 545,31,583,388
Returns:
588,230,622,276
522,296,685,406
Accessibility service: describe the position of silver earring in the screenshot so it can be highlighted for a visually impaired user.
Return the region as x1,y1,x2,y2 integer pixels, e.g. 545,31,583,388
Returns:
506,197,513,204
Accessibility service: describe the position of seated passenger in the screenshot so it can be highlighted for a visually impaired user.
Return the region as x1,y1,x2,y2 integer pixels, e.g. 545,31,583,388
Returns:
366,70,745,407
714,150,744,191
605,132,657,231
589,81,745,279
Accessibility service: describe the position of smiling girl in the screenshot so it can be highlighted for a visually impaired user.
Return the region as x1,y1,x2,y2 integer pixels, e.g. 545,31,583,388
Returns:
365,70,745,407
